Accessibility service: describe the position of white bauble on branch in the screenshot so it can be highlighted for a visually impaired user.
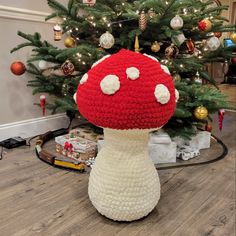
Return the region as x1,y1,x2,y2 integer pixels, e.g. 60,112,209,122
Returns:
38,60,48,70
99,31,115,49
170,15,183,30
206,36,221,51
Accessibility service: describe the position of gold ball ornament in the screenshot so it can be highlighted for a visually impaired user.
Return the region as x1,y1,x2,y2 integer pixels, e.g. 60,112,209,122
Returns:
198,19,212,32
64,37,76,48
194,106,208,120
229,32,236,44
151,41,161,53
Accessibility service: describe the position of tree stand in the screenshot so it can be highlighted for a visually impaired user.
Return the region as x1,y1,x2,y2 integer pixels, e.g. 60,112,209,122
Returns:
88,129,160,221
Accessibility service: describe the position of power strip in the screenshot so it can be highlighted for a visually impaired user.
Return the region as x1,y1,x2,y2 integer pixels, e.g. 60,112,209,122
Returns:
0,137,27,149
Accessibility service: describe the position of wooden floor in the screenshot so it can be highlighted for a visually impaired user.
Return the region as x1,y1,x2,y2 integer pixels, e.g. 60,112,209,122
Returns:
0,112,235,236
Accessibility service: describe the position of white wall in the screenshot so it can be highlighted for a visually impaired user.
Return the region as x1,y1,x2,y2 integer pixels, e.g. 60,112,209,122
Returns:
0,1,69,140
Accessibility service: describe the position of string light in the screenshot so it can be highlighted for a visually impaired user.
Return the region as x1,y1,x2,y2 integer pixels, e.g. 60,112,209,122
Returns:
183,8,187,15
102,16,107,22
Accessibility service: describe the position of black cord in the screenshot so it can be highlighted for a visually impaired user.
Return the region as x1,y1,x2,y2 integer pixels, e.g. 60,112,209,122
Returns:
156,133,228,170
26,135,40,147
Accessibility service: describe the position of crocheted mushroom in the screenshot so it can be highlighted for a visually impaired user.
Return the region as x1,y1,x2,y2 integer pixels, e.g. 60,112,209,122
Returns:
76,49,176,221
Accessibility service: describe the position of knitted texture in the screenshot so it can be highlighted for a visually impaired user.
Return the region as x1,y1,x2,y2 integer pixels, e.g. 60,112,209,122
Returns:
76,49,176,130
88,129,160,221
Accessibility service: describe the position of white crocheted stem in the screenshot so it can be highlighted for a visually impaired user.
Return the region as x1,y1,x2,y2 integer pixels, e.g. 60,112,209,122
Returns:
88,128,161,221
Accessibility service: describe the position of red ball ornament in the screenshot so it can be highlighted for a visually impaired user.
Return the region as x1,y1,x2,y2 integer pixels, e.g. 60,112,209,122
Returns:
214,32,222,38
10,61,26,76
186,39,195,54
231,57,236,64
198,19,212,32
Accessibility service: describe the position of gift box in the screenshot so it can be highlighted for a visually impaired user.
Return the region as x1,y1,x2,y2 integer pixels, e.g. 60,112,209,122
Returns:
97,130,177,164
176,145,200,161
185,131,211,150
55,129,98,161
148,142,177,164
148,130,176,164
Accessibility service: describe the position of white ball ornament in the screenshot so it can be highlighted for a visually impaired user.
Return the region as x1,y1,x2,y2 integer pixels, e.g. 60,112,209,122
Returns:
126,67,140,80
99,31,115,49
100,75,120,95
38,60,48,70
154,84,170,104
170,15,183,30
207,36,221,51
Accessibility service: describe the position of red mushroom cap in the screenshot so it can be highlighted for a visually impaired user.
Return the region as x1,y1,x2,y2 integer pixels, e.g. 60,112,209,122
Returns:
76,49,176,130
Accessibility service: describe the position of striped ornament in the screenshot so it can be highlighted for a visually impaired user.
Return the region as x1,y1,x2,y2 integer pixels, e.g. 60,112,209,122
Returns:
139,10,147,31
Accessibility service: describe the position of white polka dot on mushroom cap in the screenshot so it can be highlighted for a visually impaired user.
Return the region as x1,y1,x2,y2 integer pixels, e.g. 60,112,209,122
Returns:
161,65,170,75
92,55,111,68
80,73,88,84
100,75,120,95
154,84,170,104
126,67,140,80
175,89,179,102
143,53,159,62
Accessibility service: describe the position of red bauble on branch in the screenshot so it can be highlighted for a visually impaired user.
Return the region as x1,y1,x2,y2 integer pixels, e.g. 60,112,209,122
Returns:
205,122,212,132
10,61,26,76
198,19,212,32
231,57,236,64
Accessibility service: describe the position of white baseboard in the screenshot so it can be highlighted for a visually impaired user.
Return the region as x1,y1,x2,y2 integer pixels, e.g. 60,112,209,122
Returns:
0,114,69,141
0,5,57,23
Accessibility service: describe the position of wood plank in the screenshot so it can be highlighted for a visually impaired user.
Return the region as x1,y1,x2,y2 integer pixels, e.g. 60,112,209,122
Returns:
0,112,235,236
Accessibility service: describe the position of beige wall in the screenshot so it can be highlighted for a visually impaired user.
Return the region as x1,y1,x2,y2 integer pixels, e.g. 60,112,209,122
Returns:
0,1,234,125
0,1,67,125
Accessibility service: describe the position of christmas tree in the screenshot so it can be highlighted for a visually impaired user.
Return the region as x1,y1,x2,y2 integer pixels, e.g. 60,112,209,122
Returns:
10,0,236,138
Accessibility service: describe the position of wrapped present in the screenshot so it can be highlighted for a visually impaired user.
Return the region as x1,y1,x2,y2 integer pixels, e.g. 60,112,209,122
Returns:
149,142,177,164
176,145,200,161
98,130,177,164
149,129,172,144
55,129,97,161
149,130,176,164
185,131,211,150
174,131,211,151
